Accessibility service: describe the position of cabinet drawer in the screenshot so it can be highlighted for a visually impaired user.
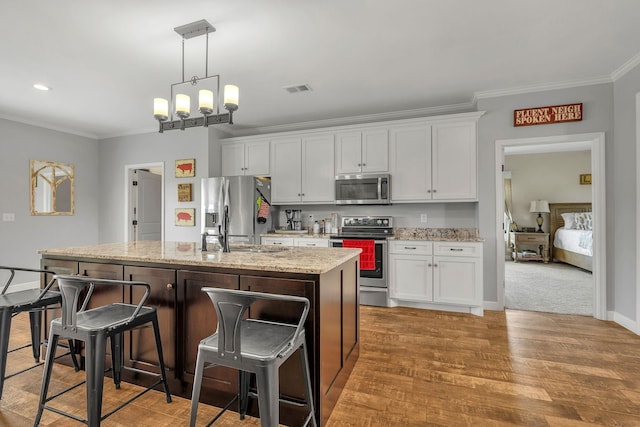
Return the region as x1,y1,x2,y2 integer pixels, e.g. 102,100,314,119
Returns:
434,242,481,257
261,237,294,246
389,240,432,255
294,238,329,247
515,235,546,244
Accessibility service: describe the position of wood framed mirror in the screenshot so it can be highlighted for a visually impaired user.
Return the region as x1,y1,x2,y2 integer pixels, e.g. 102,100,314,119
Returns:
30,160,75,215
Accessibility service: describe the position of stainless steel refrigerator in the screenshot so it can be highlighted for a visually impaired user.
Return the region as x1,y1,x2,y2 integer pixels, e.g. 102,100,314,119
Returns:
201,176,272,244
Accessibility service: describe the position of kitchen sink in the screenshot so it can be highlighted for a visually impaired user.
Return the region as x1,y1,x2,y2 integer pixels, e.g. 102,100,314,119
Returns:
231,247,288,253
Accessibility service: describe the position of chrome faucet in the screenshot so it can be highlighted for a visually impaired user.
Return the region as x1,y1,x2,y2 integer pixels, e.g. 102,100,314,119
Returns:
201,232,208,252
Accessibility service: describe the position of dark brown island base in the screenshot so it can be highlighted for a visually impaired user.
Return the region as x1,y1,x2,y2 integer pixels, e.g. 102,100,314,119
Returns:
39,241,361,426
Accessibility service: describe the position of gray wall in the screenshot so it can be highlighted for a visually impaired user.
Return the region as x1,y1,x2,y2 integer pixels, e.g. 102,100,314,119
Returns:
0,118,99,277
477,83,616,307
505,151,592,232
98,127,210,243
613,64,640,319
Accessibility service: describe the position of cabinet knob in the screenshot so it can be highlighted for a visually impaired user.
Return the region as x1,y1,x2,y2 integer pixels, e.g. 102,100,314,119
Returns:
357,163,361,166
433,264,438,267
362,163,366,166
427,189,431,193
166,283,174,290
433,189,437,193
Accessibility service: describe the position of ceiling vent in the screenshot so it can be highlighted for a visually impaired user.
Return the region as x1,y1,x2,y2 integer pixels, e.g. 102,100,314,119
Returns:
283,84,312,94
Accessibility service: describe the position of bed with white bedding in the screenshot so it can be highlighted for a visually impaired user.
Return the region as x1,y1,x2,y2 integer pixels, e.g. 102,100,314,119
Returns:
549,202,593,272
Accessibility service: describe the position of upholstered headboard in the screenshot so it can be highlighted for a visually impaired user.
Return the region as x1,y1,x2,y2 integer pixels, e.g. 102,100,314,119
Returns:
549,202,592,257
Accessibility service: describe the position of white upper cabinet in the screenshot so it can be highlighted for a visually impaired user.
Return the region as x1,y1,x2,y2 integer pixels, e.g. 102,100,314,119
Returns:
335,129,388,174
301,134,335,203
221,140,270,176
389,115,480,202
270,134,335,204
222,111,482,204
431,121,477,200
389,123,432,202
270,137,303,204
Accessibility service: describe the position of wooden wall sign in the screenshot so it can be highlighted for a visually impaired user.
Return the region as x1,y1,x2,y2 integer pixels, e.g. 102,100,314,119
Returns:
177,183,193,202
514,103,582,127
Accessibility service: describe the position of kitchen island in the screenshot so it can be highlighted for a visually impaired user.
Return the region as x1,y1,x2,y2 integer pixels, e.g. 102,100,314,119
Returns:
39,241,361,426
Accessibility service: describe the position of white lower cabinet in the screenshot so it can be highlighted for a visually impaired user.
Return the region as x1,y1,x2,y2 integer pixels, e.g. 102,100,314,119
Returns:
388,241,433,302
261,236,329,247
389,240,483,314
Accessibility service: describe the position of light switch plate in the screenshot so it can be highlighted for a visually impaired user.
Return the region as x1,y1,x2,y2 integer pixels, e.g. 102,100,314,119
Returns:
420,214,427,223
2,213,15,222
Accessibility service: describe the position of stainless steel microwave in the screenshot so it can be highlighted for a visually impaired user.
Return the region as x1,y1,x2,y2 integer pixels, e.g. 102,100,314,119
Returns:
335,174,391,205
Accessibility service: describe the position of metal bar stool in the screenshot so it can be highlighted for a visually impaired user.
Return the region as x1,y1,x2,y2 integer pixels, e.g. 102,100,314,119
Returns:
189,288,316,427
0,266,79,400
34,275,172,426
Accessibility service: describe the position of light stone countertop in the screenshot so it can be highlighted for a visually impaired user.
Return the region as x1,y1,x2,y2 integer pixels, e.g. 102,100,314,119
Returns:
262,232,331,239
39,241,360,275
390,227,484,242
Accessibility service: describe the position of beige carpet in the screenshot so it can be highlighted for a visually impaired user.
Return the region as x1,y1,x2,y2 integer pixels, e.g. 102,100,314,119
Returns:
504,261,593,315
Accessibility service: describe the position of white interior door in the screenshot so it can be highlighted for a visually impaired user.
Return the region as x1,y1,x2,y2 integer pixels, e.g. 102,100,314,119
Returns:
131,169,162,241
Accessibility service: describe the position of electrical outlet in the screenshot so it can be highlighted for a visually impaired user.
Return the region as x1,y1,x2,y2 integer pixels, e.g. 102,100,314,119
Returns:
420,213,427,223
2,213,15,222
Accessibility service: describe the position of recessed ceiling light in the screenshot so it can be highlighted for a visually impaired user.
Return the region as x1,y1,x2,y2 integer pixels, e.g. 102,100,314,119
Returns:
33,84,51,91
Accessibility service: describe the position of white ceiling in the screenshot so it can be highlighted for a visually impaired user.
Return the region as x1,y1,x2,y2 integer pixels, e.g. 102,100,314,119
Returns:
2,0,640,140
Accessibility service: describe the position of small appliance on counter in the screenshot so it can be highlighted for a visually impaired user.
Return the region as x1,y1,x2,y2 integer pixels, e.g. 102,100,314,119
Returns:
201,176,272,246
329,216,393,307
284,209,302,230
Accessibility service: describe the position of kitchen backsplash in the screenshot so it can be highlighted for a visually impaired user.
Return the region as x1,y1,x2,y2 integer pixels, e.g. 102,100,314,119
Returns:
273,203,478,230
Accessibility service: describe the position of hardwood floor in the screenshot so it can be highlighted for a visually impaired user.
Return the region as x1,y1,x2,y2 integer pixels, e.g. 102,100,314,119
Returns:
2,307,640,426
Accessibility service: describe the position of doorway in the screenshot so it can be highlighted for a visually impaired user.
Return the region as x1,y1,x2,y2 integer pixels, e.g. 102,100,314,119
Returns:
124,163,164,242
495,133,606,320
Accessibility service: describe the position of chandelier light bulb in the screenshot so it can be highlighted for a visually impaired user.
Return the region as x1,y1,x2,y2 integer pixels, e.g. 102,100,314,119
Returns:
223,85,239,111
199,89,214,115
175,94,191,119
153,98,169,121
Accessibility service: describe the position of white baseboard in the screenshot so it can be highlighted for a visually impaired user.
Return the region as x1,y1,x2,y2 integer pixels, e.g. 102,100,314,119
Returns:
608,310,639,335
4,280,39,293
483,300,502,311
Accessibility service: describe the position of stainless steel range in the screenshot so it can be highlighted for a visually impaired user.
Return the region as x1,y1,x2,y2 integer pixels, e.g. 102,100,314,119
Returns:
329,216,393,307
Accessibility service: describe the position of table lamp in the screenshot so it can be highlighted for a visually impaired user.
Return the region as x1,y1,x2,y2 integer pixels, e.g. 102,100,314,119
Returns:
529,200,550,232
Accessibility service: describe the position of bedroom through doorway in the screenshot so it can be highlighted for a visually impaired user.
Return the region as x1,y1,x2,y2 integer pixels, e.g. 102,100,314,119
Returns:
495,133,606,319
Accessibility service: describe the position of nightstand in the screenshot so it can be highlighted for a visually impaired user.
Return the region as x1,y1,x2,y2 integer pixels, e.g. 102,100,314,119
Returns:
509,232,549,263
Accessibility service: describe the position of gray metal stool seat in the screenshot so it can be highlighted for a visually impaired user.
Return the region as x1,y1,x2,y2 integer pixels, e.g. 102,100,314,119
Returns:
34,275,172,427
189,288,316,427
0,266,79,400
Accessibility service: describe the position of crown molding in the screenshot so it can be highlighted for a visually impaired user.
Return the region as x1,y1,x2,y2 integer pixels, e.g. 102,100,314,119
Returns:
243,102,477,136
473,76,613,101
611,52,640,81
0,113,98,139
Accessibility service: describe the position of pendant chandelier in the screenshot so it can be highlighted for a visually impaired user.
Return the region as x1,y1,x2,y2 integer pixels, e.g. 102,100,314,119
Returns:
153,20,239,133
